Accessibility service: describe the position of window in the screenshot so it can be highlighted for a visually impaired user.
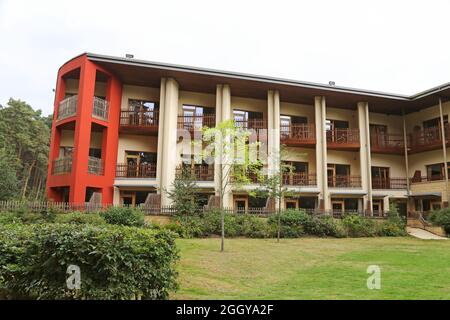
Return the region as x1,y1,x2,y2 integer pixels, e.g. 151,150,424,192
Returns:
89,148,102,158
128,99,159,125
233,110,263,129
326,119,349,131
423,115,448,129
182,105,214,129
426,163,445,181
59,146,73,158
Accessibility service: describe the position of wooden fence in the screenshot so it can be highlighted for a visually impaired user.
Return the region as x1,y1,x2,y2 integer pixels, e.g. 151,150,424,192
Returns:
0,201,391,219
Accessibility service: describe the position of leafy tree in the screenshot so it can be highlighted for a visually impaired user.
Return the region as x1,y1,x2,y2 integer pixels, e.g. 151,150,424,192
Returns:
201,120,259,251
253,147,296,242
0,99,50,200
167,167,198,218
0,149,19,200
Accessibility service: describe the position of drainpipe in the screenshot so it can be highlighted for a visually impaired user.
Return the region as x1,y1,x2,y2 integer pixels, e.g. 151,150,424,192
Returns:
402,108,411,216
439,97,449,207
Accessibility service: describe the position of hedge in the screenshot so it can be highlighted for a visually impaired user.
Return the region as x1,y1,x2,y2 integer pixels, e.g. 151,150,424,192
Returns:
0,223,179,300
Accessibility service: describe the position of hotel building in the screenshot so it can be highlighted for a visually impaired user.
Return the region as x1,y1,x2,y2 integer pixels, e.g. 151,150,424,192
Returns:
46,53,450,215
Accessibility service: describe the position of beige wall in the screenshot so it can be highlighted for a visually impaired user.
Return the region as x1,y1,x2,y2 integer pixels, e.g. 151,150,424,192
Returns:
283,147,316,173
327,150,361,175
408,147,450,176
231,96,267,119
121,85,160,111
369,112,403,134
326,107,358,128
60,129,102,149
280,102,315,122
371,154,406,177
65,79,106,97
117,134,158,163
405,101,450,132
178,91,216,113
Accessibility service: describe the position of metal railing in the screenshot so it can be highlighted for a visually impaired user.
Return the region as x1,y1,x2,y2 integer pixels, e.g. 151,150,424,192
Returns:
410,174,444,183
326,128,360,146
88,156,104,175
282,173,317,187
328,175,362,188
280,123,316,144
52,157,73,175
177,114,216,131
57,95,78,120
120,110,159,128
115,163,157,178
409,124,450,152
176,165,214,181
234,119,267,130
370,133,405,153
92,97,109,121
371,177,407,189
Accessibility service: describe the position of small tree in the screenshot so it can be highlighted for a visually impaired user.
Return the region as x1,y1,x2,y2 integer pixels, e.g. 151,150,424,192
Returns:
201,120,258,251
167,166,198,219
253,147,295,242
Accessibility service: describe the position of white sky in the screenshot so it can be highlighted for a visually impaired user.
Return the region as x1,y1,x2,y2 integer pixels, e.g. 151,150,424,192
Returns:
0,0,449,115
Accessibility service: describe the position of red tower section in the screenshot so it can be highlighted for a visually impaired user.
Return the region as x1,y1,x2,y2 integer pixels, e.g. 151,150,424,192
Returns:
46,54,122,204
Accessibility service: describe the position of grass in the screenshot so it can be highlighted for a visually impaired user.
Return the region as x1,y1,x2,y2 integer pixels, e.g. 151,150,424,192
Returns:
172,237,450,299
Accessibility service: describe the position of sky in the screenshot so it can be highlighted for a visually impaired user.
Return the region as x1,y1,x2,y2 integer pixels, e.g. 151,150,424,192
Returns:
0,0,449,116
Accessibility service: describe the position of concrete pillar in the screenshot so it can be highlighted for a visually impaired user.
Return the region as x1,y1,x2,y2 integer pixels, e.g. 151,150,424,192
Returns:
357,102,372,215
315,96,329,210
267,90,280,176
156,78,166,186
214,84,232,208
383,196,390,214
159,78,179,206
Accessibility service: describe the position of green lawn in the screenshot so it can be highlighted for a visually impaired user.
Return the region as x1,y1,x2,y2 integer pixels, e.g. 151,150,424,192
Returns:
173,237,450,299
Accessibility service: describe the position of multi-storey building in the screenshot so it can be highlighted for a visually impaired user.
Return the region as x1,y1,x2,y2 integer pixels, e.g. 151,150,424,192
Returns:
46,53,450,215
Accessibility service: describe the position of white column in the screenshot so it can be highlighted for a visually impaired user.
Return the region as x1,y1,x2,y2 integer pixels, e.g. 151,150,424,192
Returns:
156,78,166,185
315,96,329,210
267,90,280,176
160,78,179,206
383,196,390,214
357,102,372,215
214,84,232,208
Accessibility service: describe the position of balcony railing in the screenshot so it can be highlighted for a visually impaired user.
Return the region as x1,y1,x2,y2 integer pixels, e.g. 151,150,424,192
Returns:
57,95,78,120
234,119,267,130
88,156,104,175
409,124,450,153
282,172,317,187
115,163,157,178
328,175,362,188
176,165,214,181
372,177,407,189
326,128,360,148
280,123,316,146
52,157,72,175
119,110,159,128
410,174,444,183
370,133,405,154
177,114,216,131
92,97,109,121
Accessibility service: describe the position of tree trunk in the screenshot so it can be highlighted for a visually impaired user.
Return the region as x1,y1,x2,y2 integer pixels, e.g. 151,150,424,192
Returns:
34,176,42,201
22,160,35,200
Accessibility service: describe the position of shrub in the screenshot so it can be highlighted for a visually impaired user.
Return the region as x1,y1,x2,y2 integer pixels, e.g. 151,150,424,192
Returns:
54,212,105,225
341,214,377,237
101,206,145,227
0,223,179,300
0,212,22,225
429,209,450,234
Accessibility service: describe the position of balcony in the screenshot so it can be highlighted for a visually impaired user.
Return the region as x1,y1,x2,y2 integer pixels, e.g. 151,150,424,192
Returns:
326,128,360,150
410,174,444,184
177,114,216,132
282,173,317,187
372,177,407,189
119,110,159,135
280,124,316,147
176,165,214,181
115,163,157,178
328,175,362,188
88,156,104,175
52,157,72,175
409,125,450,154
57,95,78,121
234,119,267,130
92,97,108,121
370,133,405,154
